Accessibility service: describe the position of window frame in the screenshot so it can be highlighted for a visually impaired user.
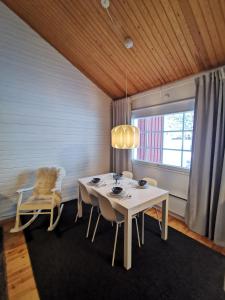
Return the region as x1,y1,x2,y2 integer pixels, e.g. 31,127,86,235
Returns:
132,110,194,172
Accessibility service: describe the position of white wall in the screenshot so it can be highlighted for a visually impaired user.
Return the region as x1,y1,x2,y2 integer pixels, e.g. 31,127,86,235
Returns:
132,77,195,109
131,77,196,218
0,3,111,220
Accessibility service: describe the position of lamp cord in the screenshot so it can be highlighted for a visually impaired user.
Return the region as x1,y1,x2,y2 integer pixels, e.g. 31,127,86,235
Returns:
126,70,128,100
106,7,113,24
105,4,128,99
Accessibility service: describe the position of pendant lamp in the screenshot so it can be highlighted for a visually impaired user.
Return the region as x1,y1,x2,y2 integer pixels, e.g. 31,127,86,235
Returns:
111,124,140,149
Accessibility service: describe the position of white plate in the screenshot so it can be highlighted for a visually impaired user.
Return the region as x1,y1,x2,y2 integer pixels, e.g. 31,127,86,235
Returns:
136,184,149,189
87,181,101,186
107,191,126,198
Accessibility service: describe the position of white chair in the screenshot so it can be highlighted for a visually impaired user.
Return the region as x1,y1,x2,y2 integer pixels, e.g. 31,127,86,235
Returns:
10,166,65,233
122,171,133,179
91,193,141,267
75,182,99,238
141,177,162,244
142,177,157,187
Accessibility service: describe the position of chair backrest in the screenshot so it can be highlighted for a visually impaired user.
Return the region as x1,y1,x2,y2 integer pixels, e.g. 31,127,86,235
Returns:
122,171,133,179
33,166,65,196
142,177,158,187
96,193,117,222
79,182,93,205
54,167,66,192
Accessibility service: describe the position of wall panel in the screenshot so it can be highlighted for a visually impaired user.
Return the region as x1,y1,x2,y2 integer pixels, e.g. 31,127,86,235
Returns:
0,4,111,220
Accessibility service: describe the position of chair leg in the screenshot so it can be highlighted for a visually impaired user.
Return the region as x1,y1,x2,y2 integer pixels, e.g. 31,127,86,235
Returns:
74,199,82,223
75,199,80,223
10,210,41,233
112,223,119,267
48,207,54,230
86,206,94,238
14,210,21,231
75,210,79,223
154,207,162,231
91,213,101,243
142,212,145,245
48,204,64,231
134,217,141,248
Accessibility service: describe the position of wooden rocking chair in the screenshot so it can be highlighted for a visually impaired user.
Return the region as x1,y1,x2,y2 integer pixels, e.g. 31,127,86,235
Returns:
10,166,66,233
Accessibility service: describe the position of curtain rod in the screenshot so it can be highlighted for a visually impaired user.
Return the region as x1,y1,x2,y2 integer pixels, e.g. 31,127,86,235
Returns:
196,64,225,77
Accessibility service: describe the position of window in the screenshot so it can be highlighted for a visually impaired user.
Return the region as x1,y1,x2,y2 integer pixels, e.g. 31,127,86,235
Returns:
133,110,194,169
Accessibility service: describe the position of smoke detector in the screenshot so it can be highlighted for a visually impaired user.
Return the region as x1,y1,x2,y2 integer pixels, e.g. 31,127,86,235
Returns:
101,0,110,9
124,37,134,49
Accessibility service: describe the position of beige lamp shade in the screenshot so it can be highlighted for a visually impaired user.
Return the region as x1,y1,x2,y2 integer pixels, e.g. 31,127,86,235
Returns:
111,125,140,149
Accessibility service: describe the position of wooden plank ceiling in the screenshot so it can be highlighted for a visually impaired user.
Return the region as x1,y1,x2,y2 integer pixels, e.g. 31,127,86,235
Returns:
3,0,225,99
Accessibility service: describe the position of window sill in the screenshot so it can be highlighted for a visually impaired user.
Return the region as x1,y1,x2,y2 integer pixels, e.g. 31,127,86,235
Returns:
132,159,190,175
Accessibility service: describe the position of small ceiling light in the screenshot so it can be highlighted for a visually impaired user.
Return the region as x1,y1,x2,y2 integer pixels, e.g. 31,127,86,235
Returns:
101,0,110,9
124,37,134,49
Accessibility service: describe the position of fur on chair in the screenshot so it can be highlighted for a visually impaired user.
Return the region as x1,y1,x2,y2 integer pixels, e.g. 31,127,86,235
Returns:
32,167,62,206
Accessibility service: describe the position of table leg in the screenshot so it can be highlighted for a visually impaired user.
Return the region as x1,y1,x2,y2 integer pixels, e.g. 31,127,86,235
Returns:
78,185,83,218
161,196,168,240
124,212,132,270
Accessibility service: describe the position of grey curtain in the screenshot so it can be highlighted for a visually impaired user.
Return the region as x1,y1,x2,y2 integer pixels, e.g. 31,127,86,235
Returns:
185,68,225,247
111,98,132,173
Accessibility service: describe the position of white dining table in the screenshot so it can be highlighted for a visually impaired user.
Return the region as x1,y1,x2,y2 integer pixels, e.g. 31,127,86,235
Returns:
77,173,169,270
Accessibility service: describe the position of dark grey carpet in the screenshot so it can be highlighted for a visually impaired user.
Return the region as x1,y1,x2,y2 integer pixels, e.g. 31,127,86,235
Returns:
0,227,7,300
23,200,225,300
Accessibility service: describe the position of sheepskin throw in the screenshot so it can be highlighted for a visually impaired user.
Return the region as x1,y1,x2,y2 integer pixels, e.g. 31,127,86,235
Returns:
32,167,62,205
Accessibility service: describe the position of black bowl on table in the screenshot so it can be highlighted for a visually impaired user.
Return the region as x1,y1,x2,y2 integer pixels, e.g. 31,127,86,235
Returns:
138,179,147,187
91,177,101,184
112,186,123,194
